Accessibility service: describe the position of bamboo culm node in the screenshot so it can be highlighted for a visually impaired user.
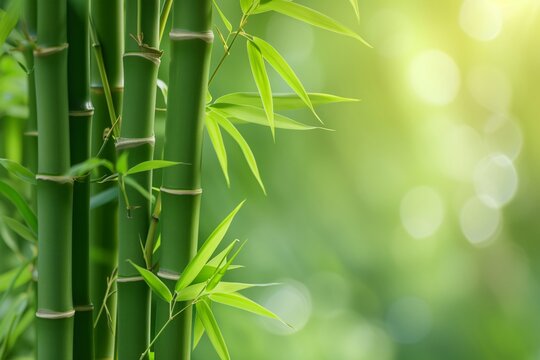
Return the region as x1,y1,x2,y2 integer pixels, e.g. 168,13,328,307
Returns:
169,29,214,43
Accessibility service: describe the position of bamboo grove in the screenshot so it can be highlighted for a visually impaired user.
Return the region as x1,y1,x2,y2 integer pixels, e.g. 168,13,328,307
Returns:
0,0,368,358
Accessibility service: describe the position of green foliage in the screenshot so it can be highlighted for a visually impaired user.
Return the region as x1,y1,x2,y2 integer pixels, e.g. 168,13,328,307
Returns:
0,0,23,48
0,180,37,233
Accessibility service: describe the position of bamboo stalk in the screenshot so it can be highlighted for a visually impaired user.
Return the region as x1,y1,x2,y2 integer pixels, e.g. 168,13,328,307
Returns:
116,0,160,358
67,0,93,358
34,1,74,359
89,0,123,358
154,1,213,359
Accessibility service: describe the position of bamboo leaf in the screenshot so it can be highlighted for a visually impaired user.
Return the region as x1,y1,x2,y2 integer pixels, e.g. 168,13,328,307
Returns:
196,300,230,360
157,79,168,105
205,111,230,186
209,103,320,130
213,0,232,32
0,0,23,48
124,176,154,202
90,187,118,210
67,158,114,177
212,111,266,194
348,0,360,21
0,263,32,293
193,309,205,350
0,180,37,233
251,37,320,122
254,1,371,47
207,241,246,291
0,159,35,185
192,264,243,286
246,40,274,138
240,0,258,14
116,152,128,174
215,92,359,110
176,282,277,302
1,216,36,242
128,260,172,303
210,292,287,325
125,160,181,176
175,201,245,292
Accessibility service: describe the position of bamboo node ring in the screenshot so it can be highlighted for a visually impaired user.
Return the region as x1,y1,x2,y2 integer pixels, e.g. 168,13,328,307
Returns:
115,136,156,150
74,304,94,312
24,131,38,137
157,269,181,281
124,52,161,65
36,309,76,319
69,109,95,117
34,43,69,57
36,174,74,184
160,187,202,196
116,276,144,283
169,29,214,43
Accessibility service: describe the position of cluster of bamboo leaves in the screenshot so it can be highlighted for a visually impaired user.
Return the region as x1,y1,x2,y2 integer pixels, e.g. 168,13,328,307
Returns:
0,0,367,358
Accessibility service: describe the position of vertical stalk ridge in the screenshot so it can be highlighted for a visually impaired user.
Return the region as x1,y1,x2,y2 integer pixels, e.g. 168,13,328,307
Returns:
89,0,123,358
116,0,160,358
67,0,93,358
34,1,74,359
155,1,213,359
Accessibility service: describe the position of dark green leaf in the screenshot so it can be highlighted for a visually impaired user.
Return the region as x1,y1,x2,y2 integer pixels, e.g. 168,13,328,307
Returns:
175,201,245,292
128,260,172,302
0,180,37,233
254,1,371,47
0,159,35,185
247,40,274,137
196,300,230,360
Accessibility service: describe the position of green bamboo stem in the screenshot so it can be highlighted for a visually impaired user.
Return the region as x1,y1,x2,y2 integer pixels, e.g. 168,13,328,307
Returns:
116,0,160,358
67,0,93,358
155,1,213,359
34,1,74,359
89,0,123,358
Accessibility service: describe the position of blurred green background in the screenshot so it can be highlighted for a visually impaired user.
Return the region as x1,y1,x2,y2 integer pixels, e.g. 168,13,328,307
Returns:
3,0,540,359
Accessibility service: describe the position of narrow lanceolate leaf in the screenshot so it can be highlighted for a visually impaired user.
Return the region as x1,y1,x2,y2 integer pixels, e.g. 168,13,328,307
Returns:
0,263,32,293
0,180,37,233
192,264,243,284
205,111,229,186
348,0,360,21
0,0,23,47
251,37,320,122
1,216,37,242
176,282,277,302
0,159,35,185
175,201,245,292
254,1,371,47
213,112,266,194
247,40,274,138
209,292,286,325
125,160,181,176
196,300,230,360
210,103,320,130
213,0,232,32
215,92,359,110
207,241,246,291
128,261,172,303
67,158,114,177
240,0,256,14
192,309,205,350
90,187,119,210
124,176,154,202
157,79,168,105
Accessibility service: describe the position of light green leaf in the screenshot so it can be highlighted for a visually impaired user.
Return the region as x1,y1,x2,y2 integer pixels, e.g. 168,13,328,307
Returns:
1,216,36,242
0,159,35,185
251,37,320,122
205,111,229,186
210,292,286,325
125,160,181,176
247,40,274,138
207,241,246,291
209,103,320,130
0,0,23,48
0,180,37,234
90,187,118,210
212,111,266,193
175,201,245,292
176,281,275,302
240,0,258,14
67,158,114,177
213,0,232,32
215,92,359,110
348,0,360,21
124,176,154,202
193,308,205,350
196,300,230,360
0,263,32,293
254,1,371,47
116,152,128,174
128,260,172,303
